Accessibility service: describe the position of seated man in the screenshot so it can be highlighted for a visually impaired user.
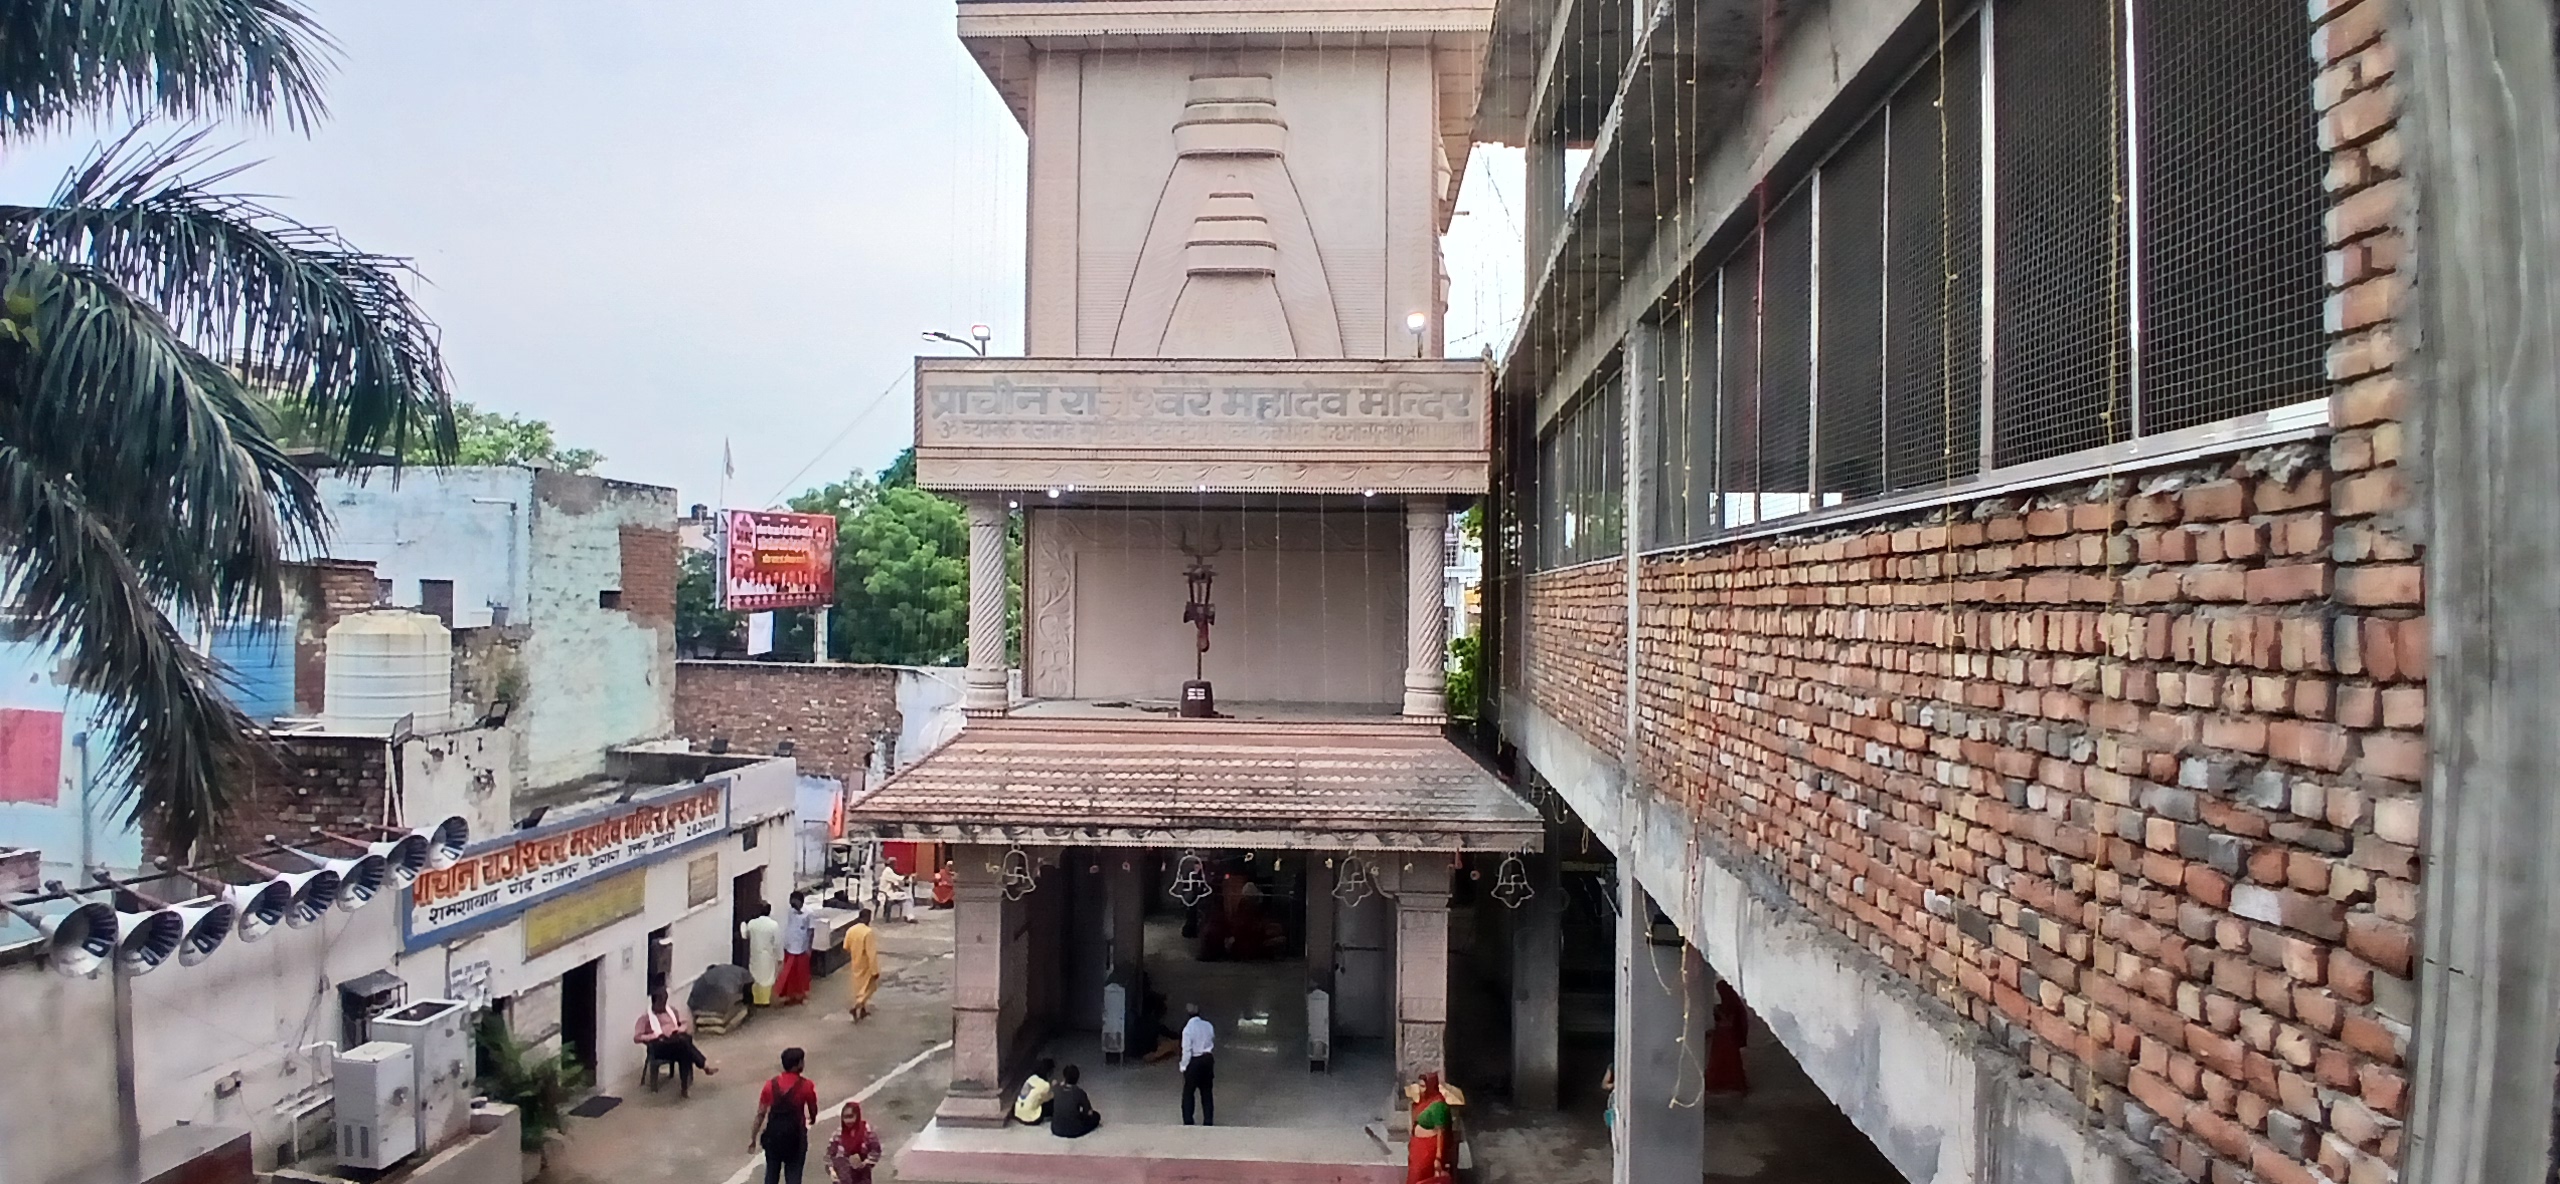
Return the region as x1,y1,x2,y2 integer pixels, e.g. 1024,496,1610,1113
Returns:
1014,1058,1056,1125
632,986,717,1097
1049,1064,1101,1139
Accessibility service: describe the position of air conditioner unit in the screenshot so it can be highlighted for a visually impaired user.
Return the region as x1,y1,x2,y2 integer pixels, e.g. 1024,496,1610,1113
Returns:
371,998,472,1153
333,1041,419,1170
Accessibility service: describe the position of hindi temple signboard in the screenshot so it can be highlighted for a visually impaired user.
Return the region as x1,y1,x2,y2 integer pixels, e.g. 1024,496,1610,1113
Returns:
403,780,730,952
913,358,1492,494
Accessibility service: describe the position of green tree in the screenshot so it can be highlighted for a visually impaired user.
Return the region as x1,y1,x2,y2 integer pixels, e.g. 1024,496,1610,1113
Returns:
676,550,740,658
786,450,971,665
0,5,456,852
254,394,600,473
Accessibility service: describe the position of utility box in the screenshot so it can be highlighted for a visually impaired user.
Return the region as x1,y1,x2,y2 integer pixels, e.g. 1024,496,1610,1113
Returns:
333,1041,419,1170
372,998,473,1155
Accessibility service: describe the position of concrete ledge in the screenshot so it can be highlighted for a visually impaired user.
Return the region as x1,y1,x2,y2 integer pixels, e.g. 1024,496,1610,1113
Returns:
896,1118,1402,1184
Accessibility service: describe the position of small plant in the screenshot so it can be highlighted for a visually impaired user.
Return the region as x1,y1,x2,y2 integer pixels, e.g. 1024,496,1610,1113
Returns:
474,1013,589,1151
1445,633,1482,720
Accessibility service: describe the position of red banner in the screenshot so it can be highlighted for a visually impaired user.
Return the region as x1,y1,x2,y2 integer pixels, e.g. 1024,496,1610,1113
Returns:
0,708,61,804
721,510,839,611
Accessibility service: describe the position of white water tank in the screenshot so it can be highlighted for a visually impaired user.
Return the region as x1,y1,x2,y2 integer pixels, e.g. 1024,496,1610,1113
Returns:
323,610,451,733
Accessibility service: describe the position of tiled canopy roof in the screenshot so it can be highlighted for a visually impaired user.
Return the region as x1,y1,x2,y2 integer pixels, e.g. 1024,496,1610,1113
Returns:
843,717,1542,852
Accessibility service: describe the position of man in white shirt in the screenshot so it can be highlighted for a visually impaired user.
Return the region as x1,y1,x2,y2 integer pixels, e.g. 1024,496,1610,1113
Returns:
776,889,816,1005
1178,1003,1216,1125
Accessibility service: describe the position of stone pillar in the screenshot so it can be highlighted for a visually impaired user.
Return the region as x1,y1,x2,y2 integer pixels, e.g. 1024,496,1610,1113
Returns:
1393,857,1452,1084
1612,871,1705,1184
1510,849,1563,1109
963,496,1009,715
940,844,1009,1126
1105,855,1144,1043
1305,856,1338,996
1403,497,1450,719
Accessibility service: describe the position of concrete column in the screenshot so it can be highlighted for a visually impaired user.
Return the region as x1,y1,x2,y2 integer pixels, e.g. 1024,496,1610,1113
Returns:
1612,871,1704,1184
963,495,1009,715
940,844,1009,1126
1393,857,1453,1084
1105,855,1144,1042
1403,497,1450,718
2401,2,2560,1178
1305,856,1338,997
1510,849,1563,1109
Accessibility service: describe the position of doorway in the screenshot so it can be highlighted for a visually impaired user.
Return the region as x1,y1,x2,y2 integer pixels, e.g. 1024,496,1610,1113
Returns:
731,866,765,969
560,959,600,1084
647,925,672,998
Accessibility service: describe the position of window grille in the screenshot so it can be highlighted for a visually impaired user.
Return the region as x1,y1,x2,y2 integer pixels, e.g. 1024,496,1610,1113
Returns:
1884,20,1984,491
1602,0,2320,550
1992,0,2130,466
1532,366,1627,569
1817,117,1890,503
2135,0,2327,431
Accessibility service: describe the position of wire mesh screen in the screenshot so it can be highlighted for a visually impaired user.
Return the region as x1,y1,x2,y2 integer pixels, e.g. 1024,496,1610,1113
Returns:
1817,118,1889,502
1886,20,1985,491
1677,271,1721,545
1993,0,2129,466
1760,194,1816,510
2135,0,2325,431
1718,248,1762,528
1645,305,1690,547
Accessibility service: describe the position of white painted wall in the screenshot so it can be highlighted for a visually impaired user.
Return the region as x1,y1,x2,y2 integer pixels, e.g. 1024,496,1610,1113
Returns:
1028,507,1406,704
517,472,678,789
0,765,795,1183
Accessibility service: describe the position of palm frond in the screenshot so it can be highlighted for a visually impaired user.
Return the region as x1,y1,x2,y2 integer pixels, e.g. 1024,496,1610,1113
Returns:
0,131,456,462
0,0,332,139
1,253,320,627
0,433,258,855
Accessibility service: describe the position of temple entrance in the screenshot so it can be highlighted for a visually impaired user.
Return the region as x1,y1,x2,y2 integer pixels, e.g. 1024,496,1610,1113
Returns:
1032,848,1398,1130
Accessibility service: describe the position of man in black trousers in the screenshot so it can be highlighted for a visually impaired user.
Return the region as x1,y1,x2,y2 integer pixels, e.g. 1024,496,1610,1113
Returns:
1177,1002,1216,1125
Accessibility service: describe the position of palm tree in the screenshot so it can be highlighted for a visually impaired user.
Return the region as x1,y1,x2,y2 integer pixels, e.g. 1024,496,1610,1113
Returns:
0,1,456,855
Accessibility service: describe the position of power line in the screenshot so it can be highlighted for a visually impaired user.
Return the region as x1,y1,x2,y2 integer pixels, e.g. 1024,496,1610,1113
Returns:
762,366,911,507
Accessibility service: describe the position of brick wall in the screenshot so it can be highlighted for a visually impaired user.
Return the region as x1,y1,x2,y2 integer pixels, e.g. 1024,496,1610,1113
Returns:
1518,4,2418,1182
618,525,678,627
1523,559,1624,756
154,735,391,862
292,559,381,715
671,661,901,784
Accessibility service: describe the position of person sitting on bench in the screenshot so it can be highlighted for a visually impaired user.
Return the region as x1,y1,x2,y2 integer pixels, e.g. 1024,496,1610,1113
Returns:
634,986,717,1096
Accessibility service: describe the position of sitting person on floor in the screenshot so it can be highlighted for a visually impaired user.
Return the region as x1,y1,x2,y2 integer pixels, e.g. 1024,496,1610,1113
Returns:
1014,1057,1056,1125
1049,1064,1101,1139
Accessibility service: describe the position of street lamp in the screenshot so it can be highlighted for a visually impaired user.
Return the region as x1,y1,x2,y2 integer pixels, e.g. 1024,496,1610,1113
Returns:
1405,311,1429,358
923,324,994,357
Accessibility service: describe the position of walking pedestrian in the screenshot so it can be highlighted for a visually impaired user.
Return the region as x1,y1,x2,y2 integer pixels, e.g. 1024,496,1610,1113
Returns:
824,1098,883,1184
1177,1003,1216,1126
776,891,816,1005
749,1047,820,1184
843,908,880,1021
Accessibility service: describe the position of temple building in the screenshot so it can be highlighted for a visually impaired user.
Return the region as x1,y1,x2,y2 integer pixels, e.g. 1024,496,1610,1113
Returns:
843,1,1547,1175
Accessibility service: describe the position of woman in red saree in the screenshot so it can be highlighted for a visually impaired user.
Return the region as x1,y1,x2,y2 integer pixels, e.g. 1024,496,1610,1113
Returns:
1406,1072,1457,1183
825,1099,883,1184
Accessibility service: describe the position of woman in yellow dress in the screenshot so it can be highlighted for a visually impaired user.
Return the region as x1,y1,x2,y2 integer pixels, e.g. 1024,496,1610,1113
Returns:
842,907,881,1021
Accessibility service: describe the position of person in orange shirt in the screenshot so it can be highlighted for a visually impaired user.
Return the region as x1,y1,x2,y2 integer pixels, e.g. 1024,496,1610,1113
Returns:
931,863,955,909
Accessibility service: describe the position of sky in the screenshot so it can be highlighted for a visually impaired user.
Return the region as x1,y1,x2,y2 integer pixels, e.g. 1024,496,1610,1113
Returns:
0,2,1524,511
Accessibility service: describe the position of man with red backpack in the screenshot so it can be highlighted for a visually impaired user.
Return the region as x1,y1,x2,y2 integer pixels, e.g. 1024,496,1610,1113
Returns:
749,1047,821,1184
